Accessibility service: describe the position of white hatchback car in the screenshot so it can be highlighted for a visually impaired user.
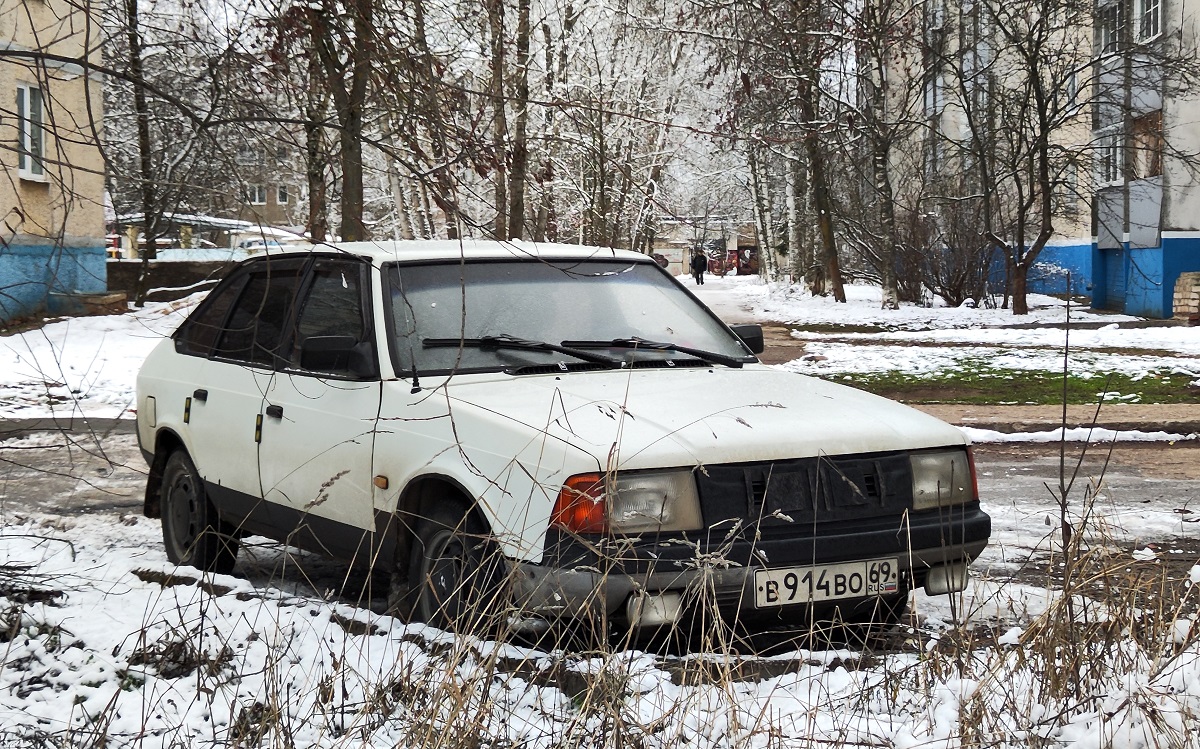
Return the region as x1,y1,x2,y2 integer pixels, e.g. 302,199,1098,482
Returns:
136,240,989,635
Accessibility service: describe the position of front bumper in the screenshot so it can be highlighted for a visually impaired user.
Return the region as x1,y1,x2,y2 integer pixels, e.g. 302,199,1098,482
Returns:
511,506,990,628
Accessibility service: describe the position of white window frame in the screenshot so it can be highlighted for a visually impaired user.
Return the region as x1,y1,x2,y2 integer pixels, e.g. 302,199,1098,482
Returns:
1137,0,1161,41
277,184,289,205
1096,128,1123,187
249,184,267,205
1097,3,1125,55
16,83,46,181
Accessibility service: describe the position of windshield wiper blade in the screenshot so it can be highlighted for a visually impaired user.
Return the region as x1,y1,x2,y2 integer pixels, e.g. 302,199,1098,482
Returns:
562,338,746,368
423,335,622,367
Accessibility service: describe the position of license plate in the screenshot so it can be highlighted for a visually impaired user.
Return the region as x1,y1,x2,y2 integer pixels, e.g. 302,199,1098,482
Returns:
754,558,899,608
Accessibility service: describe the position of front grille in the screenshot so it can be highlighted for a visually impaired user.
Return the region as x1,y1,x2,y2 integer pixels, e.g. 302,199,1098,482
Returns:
696,451,913,529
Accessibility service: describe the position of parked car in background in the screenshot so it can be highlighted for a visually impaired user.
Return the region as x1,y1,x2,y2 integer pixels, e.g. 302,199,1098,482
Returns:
236,238,284,252
136,240,990,638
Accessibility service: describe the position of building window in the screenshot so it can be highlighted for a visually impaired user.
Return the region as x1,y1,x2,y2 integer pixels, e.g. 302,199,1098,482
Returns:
277,185,289,205
1132,110,1163,178
1055,163,1080,214
16,84,46,180
1097,2,1125,55
1137,0,1161,41
249,185,267,205
237,146,264,166
1097,128,1123,186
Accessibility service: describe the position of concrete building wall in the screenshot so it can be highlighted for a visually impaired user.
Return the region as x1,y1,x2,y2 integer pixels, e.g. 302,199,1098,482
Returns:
0,0,106,322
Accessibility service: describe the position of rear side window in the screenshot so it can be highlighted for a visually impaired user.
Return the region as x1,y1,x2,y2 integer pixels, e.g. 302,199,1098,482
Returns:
211,265,305,366
295,261,366,343
175,275,247,357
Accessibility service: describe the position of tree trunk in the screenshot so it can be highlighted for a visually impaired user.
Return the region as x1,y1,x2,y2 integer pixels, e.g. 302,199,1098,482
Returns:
748,145,775,280
506,0,530,239
785,148,803,284
126,0,155,306
799,76,844,302
1011,262,1029,315
806,136,844,302
487,0,508,239
340,0,372,242
313,0,372,242
305,24,328,243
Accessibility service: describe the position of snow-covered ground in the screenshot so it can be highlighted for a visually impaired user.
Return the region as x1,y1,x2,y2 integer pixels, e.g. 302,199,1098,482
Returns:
0,295,201,420
3,507,1198,749
4,275,1200,747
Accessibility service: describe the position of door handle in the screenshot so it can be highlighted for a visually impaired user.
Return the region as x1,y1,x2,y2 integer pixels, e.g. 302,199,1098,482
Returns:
265,404,284,419
193,388,208,402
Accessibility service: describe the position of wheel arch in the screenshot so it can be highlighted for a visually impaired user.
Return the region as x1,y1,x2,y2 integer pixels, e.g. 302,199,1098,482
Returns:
144,428,187,518
387,472,490,579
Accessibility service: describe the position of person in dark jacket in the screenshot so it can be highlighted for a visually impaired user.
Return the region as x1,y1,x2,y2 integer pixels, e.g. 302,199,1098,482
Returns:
690,251,708,285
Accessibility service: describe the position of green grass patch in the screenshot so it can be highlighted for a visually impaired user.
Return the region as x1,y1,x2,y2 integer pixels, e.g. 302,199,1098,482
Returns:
827,368,1200,405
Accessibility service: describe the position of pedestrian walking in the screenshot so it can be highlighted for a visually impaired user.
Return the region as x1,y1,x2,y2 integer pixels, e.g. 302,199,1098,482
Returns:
691,251,708,285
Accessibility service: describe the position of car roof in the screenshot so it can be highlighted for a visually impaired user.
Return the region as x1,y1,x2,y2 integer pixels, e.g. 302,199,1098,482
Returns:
246,239,651,265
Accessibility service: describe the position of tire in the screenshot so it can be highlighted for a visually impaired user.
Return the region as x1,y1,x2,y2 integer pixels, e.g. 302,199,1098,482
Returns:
160,450,238,574
407,500,509,633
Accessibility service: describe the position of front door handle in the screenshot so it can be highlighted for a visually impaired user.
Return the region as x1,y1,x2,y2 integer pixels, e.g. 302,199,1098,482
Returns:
265,404,284,419
193,388,208,402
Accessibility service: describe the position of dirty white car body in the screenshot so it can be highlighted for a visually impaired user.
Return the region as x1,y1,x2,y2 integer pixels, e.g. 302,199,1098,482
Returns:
137,240,989,633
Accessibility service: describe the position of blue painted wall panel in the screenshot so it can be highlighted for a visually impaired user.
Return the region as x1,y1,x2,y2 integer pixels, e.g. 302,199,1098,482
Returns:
1124,247,1165,318
1090,244,1109,309
0,242,108,322
1027,243,1093,296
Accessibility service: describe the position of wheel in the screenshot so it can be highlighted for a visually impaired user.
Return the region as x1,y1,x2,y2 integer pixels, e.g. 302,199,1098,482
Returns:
407,500,509,633
160,450,238,574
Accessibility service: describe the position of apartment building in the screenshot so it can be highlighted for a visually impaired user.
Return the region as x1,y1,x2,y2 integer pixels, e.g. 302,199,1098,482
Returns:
0,0,106,323
1090,0,1200,317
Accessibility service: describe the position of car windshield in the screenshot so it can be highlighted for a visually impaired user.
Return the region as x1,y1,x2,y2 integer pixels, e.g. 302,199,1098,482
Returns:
386,259,753,375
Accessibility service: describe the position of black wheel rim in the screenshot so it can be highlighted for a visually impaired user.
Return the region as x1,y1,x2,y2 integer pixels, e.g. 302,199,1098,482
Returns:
165,469,201,560
422,529,472,627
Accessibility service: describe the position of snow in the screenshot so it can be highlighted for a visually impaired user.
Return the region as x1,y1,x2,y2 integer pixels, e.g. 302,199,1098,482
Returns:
4,271,1200,747
0,295,201,419
7,510,1196,748
961,426,1199,443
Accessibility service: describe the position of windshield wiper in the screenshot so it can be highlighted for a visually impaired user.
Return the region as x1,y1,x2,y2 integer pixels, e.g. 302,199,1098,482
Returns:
562,338,746,368
423,334,622,367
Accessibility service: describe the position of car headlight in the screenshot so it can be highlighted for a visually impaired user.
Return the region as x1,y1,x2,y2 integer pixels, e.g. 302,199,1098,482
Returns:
552,470,703,534
911,447,977,511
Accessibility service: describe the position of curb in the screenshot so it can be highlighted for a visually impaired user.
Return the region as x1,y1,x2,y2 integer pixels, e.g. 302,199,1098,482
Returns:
0,418,136,438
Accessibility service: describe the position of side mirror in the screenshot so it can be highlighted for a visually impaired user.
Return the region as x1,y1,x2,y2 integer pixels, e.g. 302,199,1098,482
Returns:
300,335,376,378
729,324,764,355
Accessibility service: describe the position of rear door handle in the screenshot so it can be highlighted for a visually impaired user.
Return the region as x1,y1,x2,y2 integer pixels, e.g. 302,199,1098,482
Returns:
193,389,208,402
265,404,284,419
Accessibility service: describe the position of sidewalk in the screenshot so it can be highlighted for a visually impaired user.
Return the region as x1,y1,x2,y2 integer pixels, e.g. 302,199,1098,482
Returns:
912,403,1200,435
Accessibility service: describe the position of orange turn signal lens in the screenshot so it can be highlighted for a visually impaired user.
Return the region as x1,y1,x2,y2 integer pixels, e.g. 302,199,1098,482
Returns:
552,473,606,533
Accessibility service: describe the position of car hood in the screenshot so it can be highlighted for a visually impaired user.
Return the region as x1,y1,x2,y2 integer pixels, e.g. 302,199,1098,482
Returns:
439,365,967,470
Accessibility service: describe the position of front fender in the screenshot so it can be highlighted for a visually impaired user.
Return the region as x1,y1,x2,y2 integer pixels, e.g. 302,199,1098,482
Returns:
373,381,602,563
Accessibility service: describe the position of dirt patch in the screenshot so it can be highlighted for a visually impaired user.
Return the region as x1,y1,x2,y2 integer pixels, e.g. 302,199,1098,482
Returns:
973,441,1200,480
757,324,808,365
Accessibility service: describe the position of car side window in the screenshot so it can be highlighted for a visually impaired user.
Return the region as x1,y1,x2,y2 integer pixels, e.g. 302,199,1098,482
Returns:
288,259,376,378
211,264,305,367
175,274,248,357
